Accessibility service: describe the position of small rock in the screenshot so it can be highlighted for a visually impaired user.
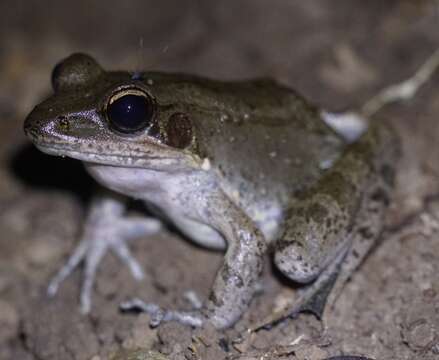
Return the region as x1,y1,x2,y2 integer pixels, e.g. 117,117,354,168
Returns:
401,296,439,352
402,318,436,351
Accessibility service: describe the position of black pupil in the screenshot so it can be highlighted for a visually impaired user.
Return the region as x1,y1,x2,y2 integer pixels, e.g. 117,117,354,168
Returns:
107,94,152,133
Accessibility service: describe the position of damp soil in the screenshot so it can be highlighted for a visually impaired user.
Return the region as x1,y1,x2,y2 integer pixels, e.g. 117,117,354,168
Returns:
1,1,439,359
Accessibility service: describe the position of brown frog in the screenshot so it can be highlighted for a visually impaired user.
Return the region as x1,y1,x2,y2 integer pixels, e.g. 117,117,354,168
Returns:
24,53,399,329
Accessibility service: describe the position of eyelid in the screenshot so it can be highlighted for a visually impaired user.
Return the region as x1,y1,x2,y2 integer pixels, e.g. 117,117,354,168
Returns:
108,88,149,105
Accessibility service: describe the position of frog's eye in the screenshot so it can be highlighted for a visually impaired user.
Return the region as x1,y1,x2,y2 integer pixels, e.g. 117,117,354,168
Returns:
106,90,154,134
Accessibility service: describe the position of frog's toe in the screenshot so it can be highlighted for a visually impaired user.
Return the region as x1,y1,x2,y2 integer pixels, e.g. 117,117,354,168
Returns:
47,239,89,297
120,298,205,328
79,238,109,313
47,216,156,313
79,235,148,314
183,290,203,310
46,233,111,313
110,238,145,280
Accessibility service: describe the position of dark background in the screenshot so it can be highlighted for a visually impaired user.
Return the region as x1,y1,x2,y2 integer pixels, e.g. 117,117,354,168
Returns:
0,1,439,359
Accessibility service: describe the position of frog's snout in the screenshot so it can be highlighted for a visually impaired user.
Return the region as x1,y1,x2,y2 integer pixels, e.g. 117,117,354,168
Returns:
23,105,47,140
24,104,72,145
25,108,88,144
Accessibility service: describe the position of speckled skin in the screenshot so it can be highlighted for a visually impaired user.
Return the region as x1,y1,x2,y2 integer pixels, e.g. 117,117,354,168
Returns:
24,53,399,329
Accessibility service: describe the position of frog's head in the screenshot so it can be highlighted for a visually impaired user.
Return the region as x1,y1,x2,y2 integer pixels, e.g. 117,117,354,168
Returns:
24,53,202,171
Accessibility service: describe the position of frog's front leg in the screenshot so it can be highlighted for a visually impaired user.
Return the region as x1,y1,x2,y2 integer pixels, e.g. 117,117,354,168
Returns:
122,191,266,329
48,190,162,314
204,195,267,328
272,123,399,320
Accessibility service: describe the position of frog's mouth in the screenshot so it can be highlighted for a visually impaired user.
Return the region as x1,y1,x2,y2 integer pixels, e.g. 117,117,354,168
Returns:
33,141,199,171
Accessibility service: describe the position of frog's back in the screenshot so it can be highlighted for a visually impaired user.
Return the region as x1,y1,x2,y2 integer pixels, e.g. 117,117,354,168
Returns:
163,77,346,239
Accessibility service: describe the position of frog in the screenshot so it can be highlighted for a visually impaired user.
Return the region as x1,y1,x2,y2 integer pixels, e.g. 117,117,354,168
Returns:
23,53,399,329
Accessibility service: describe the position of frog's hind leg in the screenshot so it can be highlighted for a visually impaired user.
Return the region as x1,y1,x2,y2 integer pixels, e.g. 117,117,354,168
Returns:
322,172,396,316
47,190,162,314
319,166,393,322
299,168,395,322
264,123,399,330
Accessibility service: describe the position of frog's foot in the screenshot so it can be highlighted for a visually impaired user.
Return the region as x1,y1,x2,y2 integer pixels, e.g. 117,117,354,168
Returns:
120,298,205,328
47,196,162,314
249,247,347,332
322,48,439,144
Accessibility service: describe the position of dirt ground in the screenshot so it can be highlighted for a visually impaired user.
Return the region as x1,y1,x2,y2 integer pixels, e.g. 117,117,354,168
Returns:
1,1,439,359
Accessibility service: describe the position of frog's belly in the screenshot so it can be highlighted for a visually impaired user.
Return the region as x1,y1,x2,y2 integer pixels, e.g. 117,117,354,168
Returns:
165,212,227,250
219,181,284,242
85,162,281,247
85,163,227,249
